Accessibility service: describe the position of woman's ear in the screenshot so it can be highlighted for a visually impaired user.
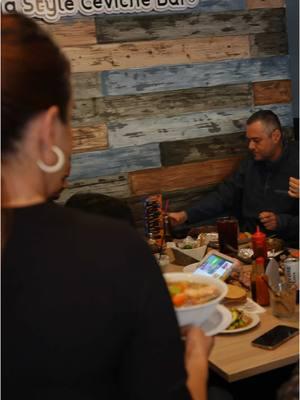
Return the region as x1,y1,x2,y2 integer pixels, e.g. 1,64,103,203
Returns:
39,106,60,148
37,106,61,165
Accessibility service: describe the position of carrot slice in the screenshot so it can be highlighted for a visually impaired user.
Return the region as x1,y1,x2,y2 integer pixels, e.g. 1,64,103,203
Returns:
173,293,186,307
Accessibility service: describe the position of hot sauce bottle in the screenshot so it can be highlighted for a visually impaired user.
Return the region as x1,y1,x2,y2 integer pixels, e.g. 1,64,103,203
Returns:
251,226,267,265
251,257,270,306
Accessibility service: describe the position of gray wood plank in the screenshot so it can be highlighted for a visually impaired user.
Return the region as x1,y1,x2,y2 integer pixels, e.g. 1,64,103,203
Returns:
164,185,226,211
71,72,103,100
160,132,248,166
160,127,294,166
96,9,285,43
72,98,105,127
69,143,161,181
58,174,131,204
72,99,96,121
107,104,292,148
250,32,288,57
102,55,290,96
98,84,252,121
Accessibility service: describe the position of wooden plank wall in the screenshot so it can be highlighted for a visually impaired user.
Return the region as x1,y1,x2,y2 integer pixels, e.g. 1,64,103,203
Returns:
40,0,294,230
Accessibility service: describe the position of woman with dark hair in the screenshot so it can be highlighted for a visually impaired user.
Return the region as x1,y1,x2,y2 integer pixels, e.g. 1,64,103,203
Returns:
2,13,213,400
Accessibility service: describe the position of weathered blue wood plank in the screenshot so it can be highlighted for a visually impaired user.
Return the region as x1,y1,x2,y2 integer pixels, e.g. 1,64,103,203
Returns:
253,103,293,125
107,103,292,148
69,143,161,181
102,56,290,96
190,0,246,12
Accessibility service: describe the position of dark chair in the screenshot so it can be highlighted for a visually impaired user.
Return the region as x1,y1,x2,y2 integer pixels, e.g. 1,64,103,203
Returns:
65,192,135,228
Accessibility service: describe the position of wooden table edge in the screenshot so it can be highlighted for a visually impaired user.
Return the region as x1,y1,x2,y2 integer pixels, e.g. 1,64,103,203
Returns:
209,349,299,382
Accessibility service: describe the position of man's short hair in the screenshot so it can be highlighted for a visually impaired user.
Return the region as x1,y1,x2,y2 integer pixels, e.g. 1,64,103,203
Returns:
246,110,283,138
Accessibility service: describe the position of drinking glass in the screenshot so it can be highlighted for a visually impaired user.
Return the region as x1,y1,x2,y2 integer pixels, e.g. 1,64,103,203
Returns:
217,216,238,256
270,282,297,319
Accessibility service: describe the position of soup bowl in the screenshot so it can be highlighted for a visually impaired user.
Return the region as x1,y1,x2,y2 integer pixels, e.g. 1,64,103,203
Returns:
164,272,228,327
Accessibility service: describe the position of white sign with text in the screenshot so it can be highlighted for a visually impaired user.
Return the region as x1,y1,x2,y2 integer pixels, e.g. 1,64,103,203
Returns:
2,0,200,22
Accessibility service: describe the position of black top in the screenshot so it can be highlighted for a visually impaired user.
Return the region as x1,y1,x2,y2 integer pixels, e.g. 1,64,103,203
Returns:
187,143,299,245
2,202,190,400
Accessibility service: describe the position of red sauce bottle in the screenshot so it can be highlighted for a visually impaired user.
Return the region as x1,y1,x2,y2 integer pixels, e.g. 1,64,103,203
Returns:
252,226,267,266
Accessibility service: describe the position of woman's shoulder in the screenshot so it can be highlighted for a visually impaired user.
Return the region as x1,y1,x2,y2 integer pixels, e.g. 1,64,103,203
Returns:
47,203,160,285
11,201,157,277
47,202,142,247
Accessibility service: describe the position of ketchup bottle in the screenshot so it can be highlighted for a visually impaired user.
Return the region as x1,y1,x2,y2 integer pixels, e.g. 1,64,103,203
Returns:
252,226,267,266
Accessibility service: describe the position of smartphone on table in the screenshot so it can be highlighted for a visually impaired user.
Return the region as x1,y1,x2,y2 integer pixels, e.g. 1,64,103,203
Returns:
251,325,299,350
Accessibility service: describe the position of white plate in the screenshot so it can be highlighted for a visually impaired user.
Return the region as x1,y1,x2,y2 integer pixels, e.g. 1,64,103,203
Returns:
200,305,232,336
221,311,260,334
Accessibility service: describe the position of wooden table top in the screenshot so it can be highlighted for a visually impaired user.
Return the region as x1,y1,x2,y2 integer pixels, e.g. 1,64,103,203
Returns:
209,306,299,382
162,248,299,382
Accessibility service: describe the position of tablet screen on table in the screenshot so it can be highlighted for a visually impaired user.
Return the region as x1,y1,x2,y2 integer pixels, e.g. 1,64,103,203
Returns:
193,251,236,280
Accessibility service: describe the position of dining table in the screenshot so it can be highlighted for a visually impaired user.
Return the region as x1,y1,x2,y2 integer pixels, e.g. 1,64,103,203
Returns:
209,306,299,382
162,246,299,383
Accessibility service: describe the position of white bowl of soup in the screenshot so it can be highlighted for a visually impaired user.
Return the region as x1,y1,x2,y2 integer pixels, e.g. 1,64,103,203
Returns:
164,273,228,327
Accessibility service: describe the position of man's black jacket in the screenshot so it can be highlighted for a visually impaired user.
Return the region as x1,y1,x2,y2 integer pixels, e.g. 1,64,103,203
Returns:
187,143,299,245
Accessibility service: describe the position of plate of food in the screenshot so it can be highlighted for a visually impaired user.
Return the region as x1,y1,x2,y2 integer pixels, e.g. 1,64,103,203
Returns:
221,308,260,333
200,305,232,336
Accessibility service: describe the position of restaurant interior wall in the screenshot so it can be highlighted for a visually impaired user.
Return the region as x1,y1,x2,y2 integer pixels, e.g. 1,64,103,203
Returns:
39,0,294,230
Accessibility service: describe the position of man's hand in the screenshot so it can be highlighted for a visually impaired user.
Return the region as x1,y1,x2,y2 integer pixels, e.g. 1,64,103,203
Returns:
259,211,278,231
168,211,188,226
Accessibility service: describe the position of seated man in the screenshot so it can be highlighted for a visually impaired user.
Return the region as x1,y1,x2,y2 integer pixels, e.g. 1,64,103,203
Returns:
169,110,299,246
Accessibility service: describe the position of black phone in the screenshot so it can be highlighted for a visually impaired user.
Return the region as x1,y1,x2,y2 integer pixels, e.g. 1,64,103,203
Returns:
251,325,299,350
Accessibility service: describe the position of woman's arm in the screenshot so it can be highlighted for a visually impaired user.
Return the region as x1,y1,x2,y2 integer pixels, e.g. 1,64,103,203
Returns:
184,327,214,400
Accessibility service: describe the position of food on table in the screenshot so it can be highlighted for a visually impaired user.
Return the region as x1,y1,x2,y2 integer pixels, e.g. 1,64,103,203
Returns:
238,247,254,260
197,232,218,247
176,236,200,249
223,284,247,305
167,281,219,308
289,249,300,258
239,232,252,240
182,244,193,249
226,308,252,330
266,237,283,252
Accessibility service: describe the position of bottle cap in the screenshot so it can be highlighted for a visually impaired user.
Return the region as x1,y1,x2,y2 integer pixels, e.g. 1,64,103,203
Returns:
252,226,266,240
